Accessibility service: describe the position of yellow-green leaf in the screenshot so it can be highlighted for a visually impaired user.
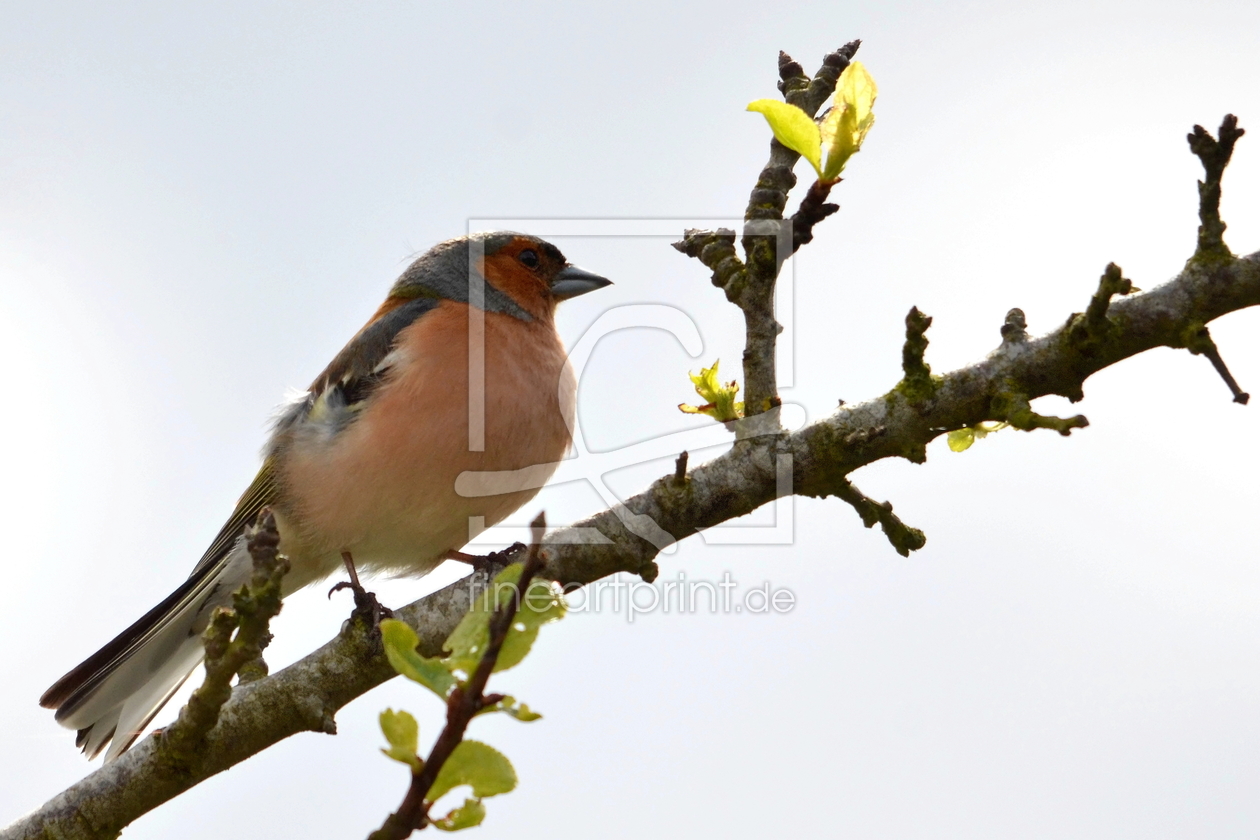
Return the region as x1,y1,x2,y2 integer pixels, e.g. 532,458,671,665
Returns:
427,740,517,804
431,798,487,832
498,577,565,673
476,694,543,722
747,99,823,176
947,421,1008,452
379,708,421,772
444,564,566,677
820,60,878,180
678,360,744,422
381,619,458,699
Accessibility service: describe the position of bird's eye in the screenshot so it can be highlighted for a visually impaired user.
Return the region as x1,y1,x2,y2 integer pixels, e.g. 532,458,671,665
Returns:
518,249,540,269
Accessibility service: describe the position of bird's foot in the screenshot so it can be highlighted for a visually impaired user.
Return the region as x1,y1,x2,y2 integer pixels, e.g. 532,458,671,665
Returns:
443,542,528,575
328,579,394,627
329,551,393,629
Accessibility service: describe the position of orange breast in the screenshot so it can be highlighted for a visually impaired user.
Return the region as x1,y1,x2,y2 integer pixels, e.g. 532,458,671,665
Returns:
275,300,574,580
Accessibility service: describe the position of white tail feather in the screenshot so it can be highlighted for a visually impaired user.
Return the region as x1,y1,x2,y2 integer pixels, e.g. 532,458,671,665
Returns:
50,540,255,759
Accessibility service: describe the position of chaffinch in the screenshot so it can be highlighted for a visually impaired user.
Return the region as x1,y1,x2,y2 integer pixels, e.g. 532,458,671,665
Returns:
39,232,611,761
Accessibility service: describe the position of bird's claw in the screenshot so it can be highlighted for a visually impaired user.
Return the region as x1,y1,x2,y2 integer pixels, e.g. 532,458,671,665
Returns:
444,542,528,575
328,579,394,628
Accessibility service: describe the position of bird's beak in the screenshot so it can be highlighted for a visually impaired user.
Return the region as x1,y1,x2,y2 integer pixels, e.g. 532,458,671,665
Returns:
551,265,612,300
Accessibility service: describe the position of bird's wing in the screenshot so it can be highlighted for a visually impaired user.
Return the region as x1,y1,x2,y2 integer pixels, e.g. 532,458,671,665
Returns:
187,459,280,579
192,297,444,580
308,296,443,400
190,298,445,581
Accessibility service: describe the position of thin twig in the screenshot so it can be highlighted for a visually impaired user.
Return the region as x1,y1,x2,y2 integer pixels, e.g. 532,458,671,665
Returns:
1180,321,1251,404
368,514,549,840
832,479,926,557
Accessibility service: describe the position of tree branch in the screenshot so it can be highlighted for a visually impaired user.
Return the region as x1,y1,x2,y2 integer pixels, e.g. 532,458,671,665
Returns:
4,35,1253,837
676,40,862,418
7,246,1259,839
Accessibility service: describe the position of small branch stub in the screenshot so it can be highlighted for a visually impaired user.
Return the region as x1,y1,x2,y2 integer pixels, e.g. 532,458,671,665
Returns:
1000,308,1028,344
993,389,1089,436
1187,114,1245,265
672,228,746,302
788,179,840,252
673,451,689,486
833,479,926,557
776,50,808,97
1180,321,1251,404
1084,263,1133,327
1067,263,1136,358
899,306,934,402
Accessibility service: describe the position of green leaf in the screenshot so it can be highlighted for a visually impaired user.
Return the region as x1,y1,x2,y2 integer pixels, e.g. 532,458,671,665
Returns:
427,740,517,804
677,360,744,423
381,619,457,699
747,99,823,176
442,607,491,678
947,428,976,452
431,798,487,832
476,694,543,722
947,421,1008,453
379,708,421,772
820,60,878,180
498,573,565,673
444,564,566,676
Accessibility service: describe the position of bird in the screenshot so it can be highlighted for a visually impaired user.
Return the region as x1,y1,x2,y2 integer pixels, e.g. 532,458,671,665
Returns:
39,232,611,761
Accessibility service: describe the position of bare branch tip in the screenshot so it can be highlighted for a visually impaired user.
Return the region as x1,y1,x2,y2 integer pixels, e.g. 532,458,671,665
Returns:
1184,323,1251,404
789,179,841,252
998,390,1090,437
777,50,807,95
1070,262,1135,351
1000,308,1028,344
1187,114,1245,263
673,451,689,486
899,306,935,402
833,479,926,557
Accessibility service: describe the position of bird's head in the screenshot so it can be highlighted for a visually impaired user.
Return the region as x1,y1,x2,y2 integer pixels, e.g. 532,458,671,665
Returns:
389,232,611,322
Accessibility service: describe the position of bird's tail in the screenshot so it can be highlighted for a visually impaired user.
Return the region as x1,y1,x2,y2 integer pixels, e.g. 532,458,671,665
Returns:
40,543,251,762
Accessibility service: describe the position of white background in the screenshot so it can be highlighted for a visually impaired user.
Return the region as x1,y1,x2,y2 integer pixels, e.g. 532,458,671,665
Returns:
1,1,1258,838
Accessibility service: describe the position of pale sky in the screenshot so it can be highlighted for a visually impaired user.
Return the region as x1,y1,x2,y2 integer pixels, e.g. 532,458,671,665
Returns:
2,1,1258,838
